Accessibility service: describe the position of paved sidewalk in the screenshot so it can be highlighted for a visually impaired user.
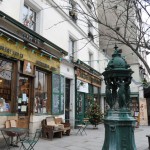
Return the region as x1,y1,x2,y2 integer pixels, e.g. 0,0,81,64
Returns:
34,124,149,150
0,124,149,150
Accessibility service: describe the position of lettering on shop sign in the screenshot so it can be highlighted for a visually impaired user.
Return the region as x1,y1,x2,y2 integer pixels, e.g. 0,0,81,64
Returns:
22,33,40,45
0,45,23,58
76,68,101,87
36,61,49,69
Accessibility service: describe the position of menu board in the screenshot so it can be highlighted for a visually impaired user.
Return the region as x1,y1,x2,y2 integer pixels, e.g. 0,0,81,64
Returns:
52,74,64,115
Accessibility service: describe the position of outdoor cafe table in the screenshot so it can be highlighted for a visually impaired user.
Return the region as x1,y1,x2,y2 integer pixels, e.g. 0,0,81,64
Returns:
0,127,29,150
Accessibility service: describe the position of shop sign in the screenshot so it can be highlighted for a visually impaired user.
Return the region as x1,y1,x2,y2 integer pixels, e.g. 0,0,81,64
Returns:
92,77,101,87
0,45,23,59
76,68,91,83
0,37,60,73
36,61,50,69
22,33,41,45
76,68,101,87
23,60,34,76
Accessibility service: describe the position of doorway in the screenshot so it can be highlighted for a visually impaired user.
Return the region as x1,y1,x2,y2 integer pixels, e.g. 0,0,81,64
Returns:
75,92,85,125
65,79,70,122
17,75,32,128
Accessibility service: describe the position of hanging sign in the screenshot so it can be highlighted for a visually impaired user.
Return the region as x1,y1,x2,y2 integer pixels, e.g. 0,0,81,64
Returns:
77,79,89,93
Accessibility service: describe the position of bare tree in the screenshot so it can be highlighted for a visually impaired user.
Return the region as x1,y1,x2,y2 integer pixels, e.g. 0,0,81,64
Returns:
45,0,150,74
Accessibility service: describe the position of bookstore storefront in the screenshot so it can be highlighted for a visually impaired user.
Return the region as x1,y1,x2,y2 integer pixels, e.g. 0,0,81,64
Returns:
0,35,61,129
0,12,67,130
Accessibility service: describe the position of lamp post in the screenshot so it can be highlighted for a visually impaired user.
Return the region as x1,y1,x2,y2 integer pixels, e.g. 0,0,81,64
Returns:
102,45,136,150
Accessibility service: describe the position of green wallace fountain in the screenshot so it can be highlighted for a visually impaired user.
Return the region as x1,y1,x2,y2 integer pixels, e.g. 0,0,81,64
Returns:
102,45,136,150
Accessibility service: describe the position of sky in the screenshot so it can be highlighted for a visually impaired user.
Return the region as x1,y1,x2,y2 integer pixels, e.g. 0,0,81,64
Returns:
142,2,150,67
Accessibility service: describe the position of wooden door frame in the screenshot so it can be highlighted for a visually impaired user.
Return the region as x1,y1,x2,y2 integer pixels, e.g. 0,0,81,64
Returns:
65,78,70,122
17,74,34,128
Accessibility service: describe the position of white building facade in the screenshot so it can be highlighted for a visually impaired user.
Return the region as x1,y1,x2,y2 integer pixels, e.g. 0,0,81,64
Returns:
0,0,109,130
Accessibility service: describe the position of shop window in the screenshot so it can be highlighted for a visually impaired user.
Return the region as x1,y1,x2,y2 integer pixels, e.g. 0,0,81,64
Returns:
52,74,64,115
0,59,12,112
22,4,36,31
129,97,139,117
34,70,47,114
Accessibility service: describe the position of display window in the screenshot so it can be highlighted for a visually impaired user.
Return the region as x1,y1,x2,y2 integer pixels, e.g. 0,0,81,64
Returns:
0,59,13,112
129,97,139,117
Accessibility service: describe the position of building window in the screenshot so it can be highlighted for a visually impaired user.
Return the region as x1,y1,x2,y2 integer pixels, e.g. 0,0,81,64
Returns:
69,0,78,22
22,4,36,31
0,59,12,112
88,21,94,40
34,70,47,114
87,0,92,9
88,52,93,67
69,37,76,61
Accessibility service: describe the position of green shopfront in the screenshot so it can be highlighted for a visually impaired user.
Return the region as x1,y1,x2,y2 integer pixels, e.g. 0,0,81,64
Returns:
74,61,101,125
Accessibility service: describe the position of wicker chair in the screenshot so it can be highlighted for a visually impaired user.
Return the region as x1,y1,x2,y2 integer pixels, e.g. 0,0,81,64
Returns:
4,120,19,146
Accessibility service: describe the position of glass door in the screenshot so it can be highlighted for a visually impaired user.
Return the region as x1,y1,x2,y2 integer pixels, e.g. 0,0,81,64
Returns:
65,79,70,122
75,92,85,126
17,76,31,128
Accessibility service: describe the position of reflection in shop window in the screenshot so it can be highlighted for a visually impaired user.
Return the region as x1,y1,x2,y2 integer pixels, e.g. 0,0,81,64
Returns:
0,59,12,112
34,70,47,114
